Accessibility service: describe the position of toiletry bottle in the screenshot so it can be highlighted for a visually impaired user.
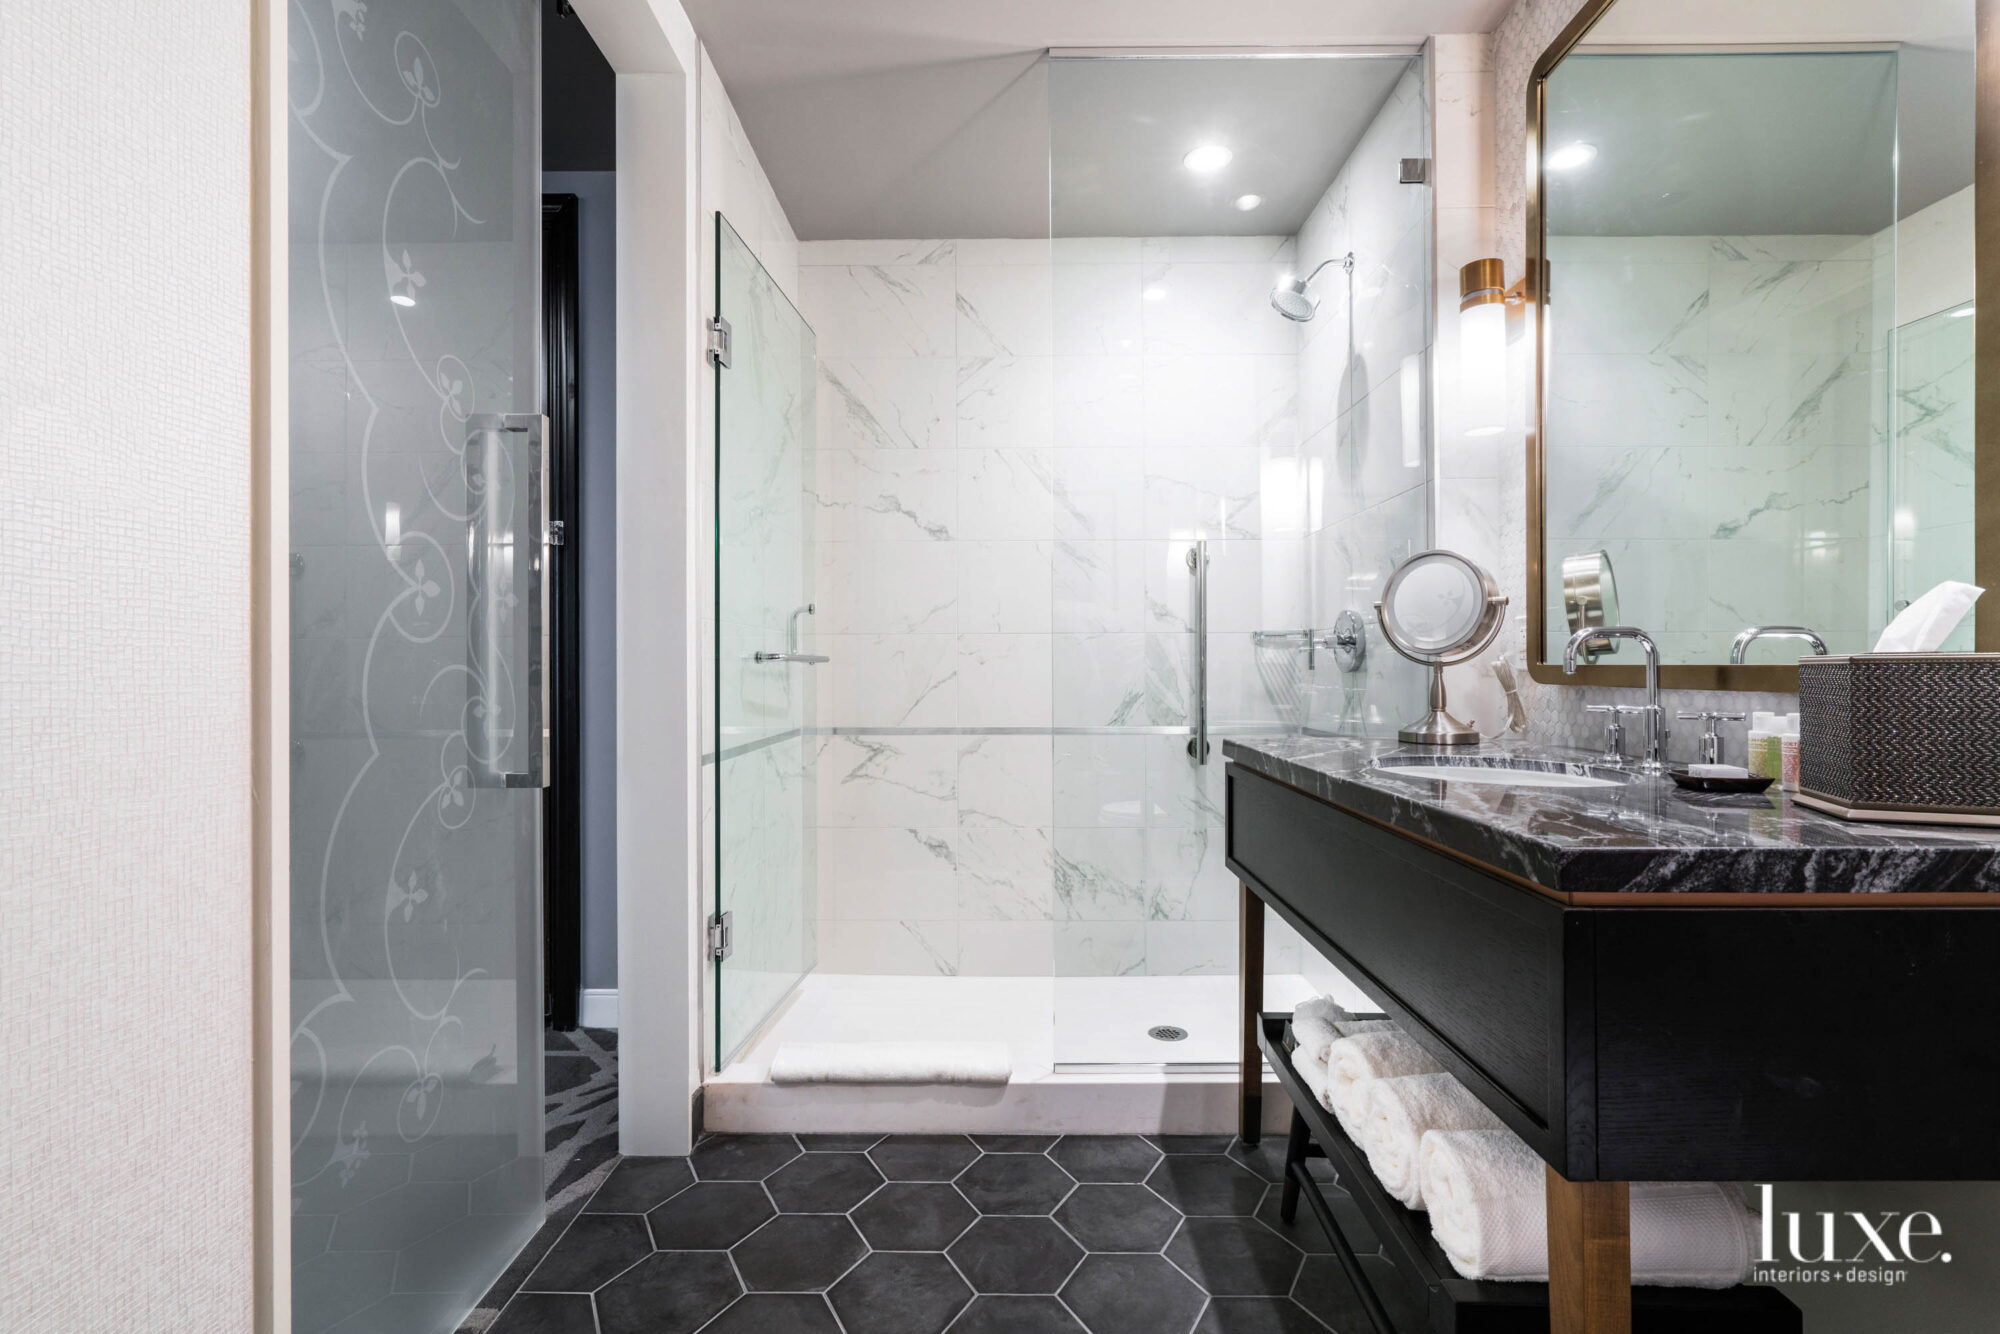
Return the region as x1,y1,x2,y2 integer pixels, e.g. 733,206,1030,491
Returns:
1780,712,1802,793
1746,712,1780,781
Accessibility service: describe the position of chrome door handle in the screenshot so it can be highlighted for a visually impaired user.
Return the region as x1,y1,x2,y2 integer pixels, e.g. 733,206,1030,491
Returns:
465,412,552,789
1187,541,1209,765
754,651,829,664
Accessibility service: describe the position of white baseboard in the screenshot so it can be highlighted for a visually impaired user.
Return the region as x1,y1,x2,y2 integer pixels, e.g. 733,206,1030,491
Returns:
578,988,619,1029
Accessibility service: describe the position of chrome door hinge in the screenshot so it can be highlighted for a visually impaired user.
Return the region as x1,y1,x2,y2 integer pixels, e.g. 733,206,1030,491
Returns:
546,519,566,547
708,911,734,961
706,316,733,369
1400,157,1430,185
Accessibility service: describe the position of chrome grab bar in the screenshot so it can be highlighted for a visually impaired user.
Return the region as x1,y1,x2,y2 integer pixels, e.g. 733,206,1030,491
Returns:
754,651,829,664
465,413,551,789
1187,541,1209,764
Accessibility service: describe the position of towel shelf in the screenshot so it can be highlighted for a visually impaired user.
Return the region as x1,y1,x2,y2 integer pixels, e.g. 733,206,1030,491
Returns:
1258,1014,1803,1334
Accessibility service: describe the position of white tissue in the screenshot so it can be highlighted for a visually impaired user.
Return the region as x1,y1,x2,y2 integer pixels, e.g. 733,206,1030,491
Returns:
1874,581,1984,653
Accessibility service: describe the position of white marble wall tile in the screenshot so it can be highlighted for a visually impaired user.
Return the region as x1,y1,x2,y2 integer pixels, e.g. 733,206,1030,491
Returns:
799,263,956,358
1052,237,1144,265
1052,735,1148,827
1145,921,1235,976
958,539,1053,632
957,634,1053,727
1433,70,1495,211
1053,828,1149,920
1143,446,1263,539
820,636,958,728
958,265,1055,358
1055,922,1147,977
816,542,957,633
1054,263,1145,356
820,826,959,919
957,238,1054,266
819,357,956,451
1053,450,1147,541
1551,261,1708,358
814,449,956,542
1053,540,1148,633
800,240,955,268
957,355,1054,451
1547,352,1706,452
959,448,1058,539
958,921,1056,976
1142,355,1297,453
1708,353,1872,451
958,827,1056,921
1141,236,1296,266
1142,734,1225,828
1708,259,1871,355
1544,445,1705,541
1051,633,1189,727
957,735,1053,828
1054,355,1145,450
1144,827,1234,921
1141,262,1299,357
818,735,959,828
818,919,960,975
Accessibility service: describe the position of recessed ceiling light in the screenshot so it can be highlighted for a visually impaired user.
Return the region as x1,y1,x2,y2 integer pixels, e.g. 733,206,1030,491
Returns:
390,292,417,308
1144,286,1167,302
1234,194,1264,212
1183,144,1233,174
1545,142,1598,172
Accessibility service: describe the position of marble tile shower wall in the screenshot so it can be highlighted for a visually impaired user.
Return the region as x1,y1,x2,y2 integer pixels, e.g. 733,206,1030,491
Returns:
1542,233,1884,662
797,65,1432,979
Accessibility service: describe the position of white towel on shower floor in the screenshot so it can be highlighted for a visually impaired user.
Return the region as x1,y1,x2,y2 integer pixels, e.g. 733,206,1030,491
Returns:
1420,1129,1757,1287
1326,1030,1445,1144
1360,1073,1504,1210
769,1041,1012,1086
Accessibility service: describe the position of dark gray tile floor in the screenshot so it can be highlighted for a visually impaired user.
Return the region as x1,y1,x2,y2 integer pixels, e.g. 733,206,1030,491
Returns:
474,1132,1391,1334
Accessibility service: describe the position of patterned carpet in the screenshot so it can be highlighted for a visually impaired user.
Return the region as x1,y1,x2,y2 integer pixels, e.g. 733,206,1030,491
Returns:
456,1028,621,1332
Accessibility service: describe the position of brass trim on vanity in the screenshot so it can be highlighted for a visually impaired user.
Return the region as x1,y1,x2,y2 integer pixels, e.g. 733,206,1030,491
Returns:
1526,0,1995,687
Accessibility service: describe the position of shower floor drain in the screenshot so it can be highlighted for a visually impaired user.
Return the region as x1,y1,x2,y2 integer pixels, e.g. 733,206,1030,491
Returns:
1148,1025,1189,1042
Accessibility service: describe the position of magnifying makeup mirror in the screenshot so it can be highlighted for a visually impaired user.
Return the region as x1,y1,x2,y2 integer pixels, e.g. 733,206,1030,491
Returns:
1561,549,1620,664
1375,549,1510,745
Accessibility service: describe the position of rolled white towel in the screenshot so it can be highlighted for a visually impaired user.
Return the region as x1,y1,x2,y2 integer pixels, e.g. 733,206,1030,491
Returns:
1294,1044,1335,1113
1360,1073,1504,1210
1326,1030,1444,1144
1421,1130,1756,1287
1293,998,1402,1066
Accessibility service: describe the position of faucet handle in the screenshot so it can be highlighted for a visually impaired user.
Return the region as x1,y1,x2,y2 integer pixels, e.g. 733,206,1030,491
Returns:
1674,711,1743,765
1677,711,1745,723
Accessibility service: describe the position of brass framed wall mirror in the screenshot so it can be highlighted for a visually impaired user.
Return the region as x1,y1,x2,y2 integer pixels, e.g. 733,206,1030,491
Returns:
1525,0,1991,691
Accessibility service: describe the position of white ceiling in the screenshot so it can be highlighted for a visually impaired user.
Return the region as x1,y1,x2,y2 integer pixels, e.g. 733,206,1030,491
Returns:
678,0,1512,239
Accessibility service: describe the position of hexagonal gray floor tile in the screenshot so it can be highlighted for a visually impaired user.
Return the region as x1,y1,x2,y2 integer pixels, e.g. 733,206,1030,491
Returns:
955,1153,1076,1215
646,1181,773,1249
1050,1136,1163,1184
870,1134,982,1182
1145,1156,1267,1217
1055,1184,1183,1253
1192,1296,1330,1333
689,1134,801,1181
699,1293,843,1333
767,1152,885,1213
732,1214,867,1292
489,1292,595,1334
829,1252,971,1334
948,1216,1086,1294
853,1181,977,1251
950,1295,1089,1332
585,1157,694,1214
1059,1254,1206,1334
521,1215,650,1292
1164,1216,1303,1297
595,1252,742,1334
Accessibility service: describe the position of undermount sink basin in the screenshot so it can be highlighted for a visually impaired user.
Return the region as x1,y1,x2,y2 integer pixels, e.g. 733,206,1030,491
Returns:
1373,756,1627,789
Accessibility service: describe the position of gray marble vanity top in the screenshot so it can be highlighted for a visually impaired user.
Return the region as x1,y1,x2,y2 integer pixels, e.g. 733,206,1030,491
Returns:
1223,735,2000,896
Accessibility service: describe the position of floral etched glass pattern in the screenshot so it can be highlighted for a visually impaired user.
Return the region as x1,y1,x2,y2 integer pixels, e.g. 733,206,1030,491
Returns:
714,215,820,1065
288,1,545,1328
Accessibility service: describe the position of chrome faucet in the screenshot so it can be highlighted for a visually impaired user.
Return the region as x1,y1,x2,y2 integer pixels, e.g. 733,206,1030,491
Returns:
1729,625,1828,665
1564,626,1668,772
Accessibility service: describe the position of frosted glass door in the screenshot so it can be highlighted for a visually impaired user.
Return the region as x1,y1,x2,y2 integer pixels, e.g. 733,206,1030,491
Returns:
714,215,819,1064
288,2,545,1330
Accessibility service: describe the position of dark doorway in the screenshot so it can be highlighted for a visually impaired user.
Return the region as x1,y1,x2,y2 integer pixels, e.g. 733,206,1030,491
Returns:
541,193,583,1030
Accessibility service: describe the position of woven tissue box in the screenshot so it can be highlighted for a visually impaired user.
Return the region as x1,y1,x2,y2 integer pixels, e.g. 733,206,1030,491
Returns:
1797,653,2000,825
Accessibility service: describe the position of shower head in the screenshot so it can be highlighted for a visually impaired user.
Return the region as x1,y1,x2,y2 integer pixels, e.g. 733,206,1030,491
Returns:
1270,252,1354,323
1270,281,1320,322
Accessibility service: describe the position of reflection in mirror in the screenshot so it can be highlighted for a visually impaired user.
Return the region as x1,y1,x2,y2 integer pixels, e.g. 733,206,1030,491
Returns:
1534,0,1976,675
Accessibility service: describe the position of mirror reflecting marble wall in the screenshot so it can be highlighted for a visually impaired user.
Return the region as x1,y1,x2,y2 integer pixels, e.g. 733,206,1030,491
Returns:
1535,0,1975,670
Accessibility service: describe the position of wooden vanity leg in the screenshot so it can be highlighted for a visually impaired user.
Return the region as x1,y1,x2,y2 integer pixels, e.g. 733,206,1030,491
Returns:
1239,881,1264,1145
1545,1168,1632,1334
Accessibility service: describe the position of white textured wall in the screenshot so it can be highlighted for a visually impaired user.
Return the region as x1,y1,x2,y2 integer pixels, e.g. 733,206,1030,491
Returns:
1,4,254,1331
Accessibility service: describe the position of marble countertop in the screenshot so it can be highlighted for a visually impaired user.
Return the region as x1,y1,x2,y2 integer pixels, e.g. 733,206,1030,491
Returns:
1223,735,2000,896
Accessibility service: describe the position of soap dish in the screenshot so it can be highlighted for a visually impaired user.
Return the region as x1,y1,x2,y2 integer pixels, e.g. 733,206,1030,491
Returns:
1668,767,1775,794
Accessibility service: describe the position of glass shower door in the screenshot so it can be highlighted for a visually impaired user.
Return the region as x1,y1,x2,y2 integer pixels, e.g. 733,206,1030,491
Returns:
714,215,819,1064
288,2,544,1330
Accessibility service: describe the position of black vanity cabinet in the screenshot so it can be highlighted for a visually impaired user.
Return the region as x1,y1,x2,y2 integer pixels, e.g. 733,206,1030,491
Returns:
1224,745,2000,1333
